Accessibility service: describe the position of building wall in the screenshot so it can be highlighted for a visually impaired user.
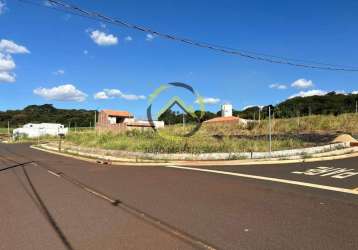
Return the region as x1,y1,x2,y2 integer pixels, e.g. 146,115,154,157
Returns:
96,110,164,133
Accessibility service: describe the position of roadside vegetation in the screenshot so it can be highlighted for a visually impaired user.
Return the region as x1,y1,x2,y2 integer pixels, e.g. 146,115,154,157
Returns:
62,114,358,153
4,113,357,154
64,129,308,153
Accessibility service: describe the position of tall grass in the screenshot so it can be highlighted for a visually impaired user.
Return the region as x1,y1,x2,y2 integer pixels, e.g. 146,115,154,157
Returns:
201,113,358,136
0,128,13,134
65,129,309,154
8,114,357,153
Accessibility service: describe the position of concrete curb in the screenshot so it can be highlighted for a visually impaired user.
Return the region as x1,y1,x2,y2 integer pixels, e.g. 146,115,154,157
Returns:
39,142,350,161
31,142,358,167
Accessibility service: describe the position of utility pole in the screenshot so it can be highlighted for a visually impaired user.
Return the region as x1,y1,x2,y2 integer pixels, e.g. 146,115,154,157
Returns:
7,121,10,141
297,111,300,129
94,110,97,129
356,100,357,114
269,106,272,156
258,107,261,124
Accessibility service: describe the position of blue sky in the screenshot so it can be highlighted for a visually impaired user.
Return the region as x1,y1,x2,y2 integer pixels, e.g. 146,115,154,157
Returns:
0,0,358,117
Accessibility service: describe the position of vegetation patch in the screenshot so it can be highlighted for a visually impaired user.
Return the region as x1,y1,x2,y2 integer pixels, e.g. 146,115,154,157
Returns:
5,113,358,154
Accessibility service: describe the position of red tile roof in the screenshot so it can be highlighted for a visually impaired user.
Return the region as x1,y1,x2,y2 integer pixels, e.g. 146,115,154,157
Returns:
102,110,133,117
204,116,240,123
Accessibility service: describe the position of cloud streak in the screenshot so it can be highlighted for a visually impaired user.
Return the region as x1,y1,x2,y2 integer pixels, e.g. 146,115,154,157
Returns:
269,83,287,90
195,97,221,104
289,89,327,99
53,69,65,75
94,88,146,101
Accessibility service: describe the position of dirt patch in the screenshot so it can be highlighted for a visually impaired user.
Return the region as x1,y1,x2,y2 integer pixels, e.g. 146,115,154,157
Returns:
212,132,341,144
332,134,358,143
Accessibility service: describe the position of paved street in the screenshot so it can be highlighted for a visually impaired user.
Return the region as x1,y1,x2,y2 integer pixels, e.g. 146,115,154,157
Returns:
0,143,357,250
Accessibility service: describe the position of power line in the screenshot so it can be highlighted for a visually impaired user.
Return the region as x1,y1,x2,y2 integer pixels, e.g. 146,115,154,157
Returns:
18,0,358,72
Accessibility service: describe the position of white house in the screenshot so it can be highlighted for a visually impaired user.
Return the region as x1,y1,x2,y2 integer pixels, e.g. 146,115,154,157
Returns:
13,123,68,138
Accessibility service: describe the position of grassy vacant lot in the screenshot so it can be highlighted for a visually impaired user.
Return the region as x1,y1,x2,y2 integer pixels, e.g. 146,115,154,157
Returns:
0,128,12,134
65,128,308,153
4,114,356,153
64,114,358,153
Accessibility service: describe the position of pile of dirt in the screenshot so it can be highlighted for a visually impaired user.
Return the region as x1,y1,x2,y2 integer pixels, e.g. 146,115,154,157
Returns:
332,134,358,143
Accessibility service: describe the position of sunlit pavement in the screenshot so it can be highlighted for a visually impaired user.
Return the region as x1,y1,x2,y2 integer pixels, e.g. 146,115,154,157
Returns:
1,143,357,250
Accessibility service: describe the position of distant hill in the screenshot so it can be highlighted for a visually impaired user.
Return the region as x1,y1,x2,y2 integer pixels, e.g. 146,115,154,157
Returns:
159,92,358,123
0,104,95,128
237,92,358,119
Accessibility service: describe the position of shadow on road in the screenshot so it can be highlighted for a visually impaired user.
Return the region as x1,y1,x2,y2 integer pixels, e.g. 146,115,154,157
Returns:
21,166,75,250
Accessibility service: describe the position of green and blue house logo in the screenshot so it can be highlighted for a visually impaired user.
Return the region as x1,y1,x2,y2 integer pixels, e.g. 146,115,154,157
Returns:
147,82,205,138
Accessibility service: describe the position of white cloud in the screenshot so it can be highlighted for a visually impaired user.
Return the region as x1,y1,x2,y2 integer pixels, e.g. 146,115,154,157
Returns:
289,89,327,99
195,97,221,105
120,93,146,100
53,69,65,75
0,39,29,83
125,36,133,42
93,91,108,100
0,1,6,15
94,88,145,101
0,71,15,82
90,30,118,46
269,83,287,90
0,53,15,71
33,84,87,102
0,39,30,54
146,34,155,41
291,78,314,89
352,91,358,94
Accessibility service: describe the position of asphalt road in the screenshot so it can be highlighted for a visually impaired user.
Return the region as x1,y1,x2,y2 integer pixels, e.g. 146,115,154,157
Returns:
0,143,357,250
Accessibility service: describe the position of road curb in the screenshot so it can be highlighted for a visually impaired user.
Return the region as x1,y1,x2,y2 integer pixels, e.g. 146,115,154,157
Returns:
31,143,358,167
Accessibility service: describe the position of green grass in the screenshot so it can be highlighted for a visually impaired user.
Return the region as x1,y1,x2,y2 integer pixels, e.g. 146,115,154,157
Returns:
64,129,310,154
200,113,358,136
5,113,357,153
0,128,13,134
68,127,94,132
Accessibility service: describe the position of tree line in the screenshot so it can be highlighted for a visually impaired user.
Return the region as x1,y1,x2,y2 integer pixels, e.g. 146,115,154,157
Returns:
1,92,357,127
159,92,358,124
0,104,95,128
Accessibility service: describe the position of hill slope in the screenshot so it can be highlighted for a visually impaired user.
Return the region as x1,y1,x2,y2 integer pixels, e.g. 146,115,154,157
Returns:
0,104,94,127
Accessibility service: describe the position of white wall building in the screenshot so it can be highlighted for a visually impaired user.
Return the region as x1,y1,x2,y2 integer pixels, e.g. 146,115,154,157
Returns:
13,123,68,138
221,104,233,117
